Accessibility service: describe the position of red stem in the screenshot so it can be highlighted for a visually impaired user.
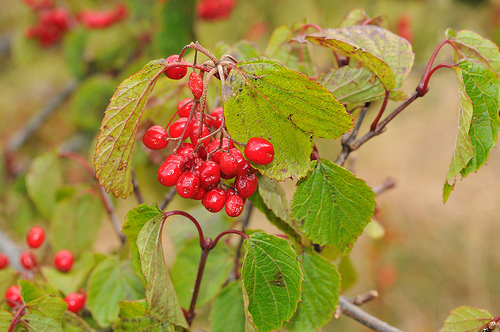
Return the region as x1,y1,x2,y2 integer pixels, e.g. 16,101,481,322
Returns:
59,151,96,178
164,211,205,248
416,39,452,96
186,240,211,326
370,90,390,132
212,229,249,249
8,305,26,332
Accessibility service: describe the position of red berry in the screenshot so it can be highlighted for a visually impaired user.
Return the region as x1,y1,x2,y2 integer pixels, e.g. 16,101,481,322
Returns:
225,194,245,217
5,285,21,308
190,123,210,148
202,188,227,212
237,160,256,176
157,161,181,187
54,249,74,273
177,143,197,157
0,254,9,269
208,138,234,163
177,98,196,117
210,107,224,128
197,0,236,21
165,54,187,80
169,118,192,139
244,137,274,165
188,72,204,99
219,152,239,178
64,292,86,313
143,125,168,150
27,226,45,249
176,172,201,199
192,187,207,200
234,173,258,198
199,161,221,188
20,251,37,270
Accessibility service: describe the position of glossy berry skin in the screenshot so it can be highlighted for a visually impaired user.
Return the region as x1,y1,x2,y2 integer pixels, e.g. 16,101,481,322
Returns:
169,118,192,139
192,187,207,200
210,107,224,128
188,72,204,99
20,251,37,270
27,226,45,249
0,253,9,269
64,292,86,313
208,138,234,163
244,137,274,165
225,194,245,217
177,98,195,117
5,285,21,308
176,172,201,199
219,152,239,178
235,173,258,198
190,123,210,148
142,125,168,150
199,161,221,188
157,161,181,187
165,54,187,80
202,188,227,213
54,249,74,273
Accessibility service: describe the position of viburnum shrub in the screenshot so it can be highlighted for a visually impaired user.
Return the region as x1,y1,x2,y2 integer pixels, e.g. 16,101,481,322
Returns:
4,7,500,332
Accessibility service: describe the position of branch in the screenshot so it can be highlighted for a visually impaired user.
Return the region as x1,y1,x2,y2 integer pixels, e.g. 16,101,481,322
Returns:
337,296,403,332
99,186,126,245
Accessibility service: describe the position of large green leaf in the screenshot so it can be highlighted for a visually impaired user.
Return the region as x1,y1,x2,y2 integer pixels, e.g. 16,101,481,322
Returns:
20,280,44,303
113,300,172,332
241,232,302,332
61,312,95,332
137,214,188,329
286,247,341,332
0,309,12,331
171,237,233,308
49,192,104,256
122,204,164,287
87,257,145,327
94,59,167,198
21,314,63,332
210,281,246,332
444,60,500,201
26,150,63,218
292,159,376,254
305,25,414,90
224,57,352,180
447,29,500,73
26,295,68,322
440,306,493,332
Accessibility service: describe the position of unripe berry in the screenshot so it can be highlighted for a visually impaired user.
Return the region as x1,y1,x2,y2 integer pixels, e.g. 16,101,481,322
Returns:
188,72,204,99
54,249,74,273
142,125,168,150
235,173,258,198
0,253,9,269
27,226,45,249
225,194,245,217
165,54,187,80
244,137,274,165
202,188,227,213
64,292,86,313
5,285,21,308
20,251,37,270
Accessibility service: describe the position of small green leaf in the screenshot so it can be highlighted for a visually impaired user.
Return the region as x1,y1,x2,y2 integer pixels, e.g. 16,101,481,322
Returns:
122,204,163,287
61,311,95,332
241,232,302,332
137,214,188,328
94,60,167,198
224,57,352,180
440,306,493,332
21,314,63,332
305,25,414,90
448,30,500,73
171,238,233,308
26,150,63,218
286,247,341,332
0,309,12,331
49,192,104,256
26,295,67,322
87,257,144,327
20,280,44,303
113,300,172,332
292,159,376,255
210,281,246,332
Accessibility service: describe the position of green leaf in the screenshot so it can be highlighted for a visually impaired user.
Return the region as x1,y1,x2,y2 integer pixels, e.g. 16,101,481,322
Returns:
0,309,12,331
113,300,172,332
241,232,302,332
61,311,95,332
87,257,145,327
63,27,88,79
94,60,167,198
447,30,500,73
41,252,95,295
215,40,260,61
286,247,341,332
317,65,407,104
26,295,67,322
137,214,188,328
21,314,63,332
224,57,352,180
210,281,246,332
305,25,414,90
292,159,376,254
445,60,500,200
20,280,44,303
171,237,233,308
26,150,63,218
440,306,493,332
122,204,163,288
49,192,104,256
0,267,18,297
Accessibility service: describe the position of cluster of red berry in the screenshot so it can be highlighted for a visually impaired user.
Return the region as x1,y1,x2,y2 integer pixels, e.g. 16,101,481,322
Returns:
23,0,128,48
2,227,85,313
196,0,236,21
142,55,274,217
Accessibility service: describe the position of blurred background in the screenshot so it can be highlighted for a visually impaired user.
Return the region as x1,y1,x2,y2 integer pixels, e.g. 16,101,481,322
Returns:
1,0,500,331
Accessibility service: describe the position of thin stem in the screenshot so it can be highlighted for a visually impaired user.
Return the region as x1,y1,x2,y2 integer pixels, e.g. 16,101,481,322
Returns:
159,187,177,210
8,305,26,332
186,242,211,326
370,90,390,131
164,211,205,248
59,151,96,178
99,186,126,245
337,296,403,332
416,39,451,96
212,229,249,249
232,202,254,279
335,102,370,166
131,170,145,205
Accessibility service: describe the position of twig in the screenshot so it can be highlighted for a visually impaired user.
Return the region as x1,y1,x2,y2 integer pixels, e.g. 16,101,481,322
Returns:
159,187,177,211
373,178,396,196
99,186,126,245
337,296,403,332
131,170,145,205
231,202,253,279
